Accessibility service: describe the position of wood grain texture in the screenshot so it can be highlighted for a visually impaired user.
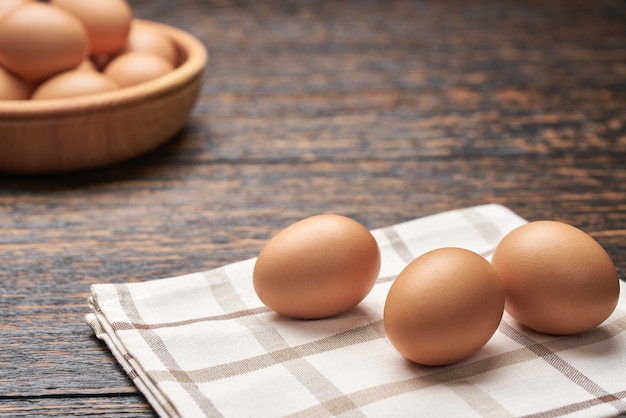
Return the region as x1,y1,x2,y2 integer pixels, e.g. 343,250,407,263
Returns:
1,0,625,416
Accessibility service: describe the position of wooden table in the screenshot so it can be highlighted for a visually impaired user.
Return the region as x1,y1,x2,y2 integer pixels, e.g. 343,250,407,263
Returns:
1,0,625,415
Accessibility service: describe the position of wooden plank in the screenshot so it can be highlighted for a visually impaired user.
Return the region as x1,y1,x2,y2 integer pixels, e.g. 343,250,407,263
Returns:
1,0,625,415
0,395,155,417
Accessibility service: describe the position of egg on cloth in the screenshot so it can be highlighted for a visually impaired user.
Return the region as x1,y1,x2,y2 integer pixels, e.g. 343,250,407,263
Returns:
384,248,505,366
491,220,620,335
253,214,381,320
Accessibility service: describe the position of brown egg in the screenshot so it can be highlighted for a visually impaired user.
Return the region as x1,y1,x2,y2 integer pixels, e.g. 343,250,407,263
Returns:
31,70,118,100
491,221,620,335
104,52,174,88
75,58,98,72
253,214,381,319
51,0,133,55
0,0,34,20
119,22,178,66
0,65,31,100
0,2,89,81
384,248,505,366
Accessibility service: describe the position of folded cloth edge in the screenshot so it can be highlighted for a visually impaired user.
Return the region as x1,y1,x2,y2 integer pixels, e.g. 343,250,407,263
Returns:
85,203,528,417
86,297,179,418
85,203,625,418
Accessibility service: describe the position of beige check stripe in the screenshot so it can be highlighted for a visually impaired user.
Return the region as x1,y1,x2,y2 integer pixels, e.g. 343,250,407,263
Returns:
86,204,626,418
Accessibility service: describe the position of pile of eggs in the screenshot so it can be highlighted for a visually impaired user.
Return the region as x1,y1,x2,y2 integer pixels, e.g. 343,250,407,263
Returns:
0,0,178,101
253,214,620,366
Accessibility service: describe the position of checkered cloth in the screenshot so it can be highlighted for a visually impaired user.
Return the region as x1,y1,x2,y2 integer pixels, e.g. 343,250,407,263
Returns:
86,204,626,418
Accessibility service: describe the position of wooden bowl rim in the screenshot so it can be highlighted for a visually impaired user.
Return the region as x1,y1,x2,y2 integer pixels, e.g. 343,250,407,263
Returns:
0,19,208,118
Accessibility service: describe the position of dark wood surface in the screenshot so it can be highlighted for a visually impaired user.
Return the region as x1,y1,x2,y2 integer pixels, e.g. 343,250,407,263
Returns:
1,0,625,415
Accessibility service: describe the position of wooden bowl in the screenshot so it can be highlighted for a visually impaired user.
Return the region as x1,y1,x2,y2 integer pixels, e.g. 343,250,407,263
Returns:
0,19,208,174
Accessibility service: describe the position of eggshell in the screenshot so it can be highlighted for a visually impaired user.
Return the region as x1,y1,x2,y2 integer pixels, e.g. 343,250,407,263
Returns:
491,220,620,335
119,22,178,66
0,2,89,81
75,58,98,72
253,214,381,319
51,0,133,55
0,0,34,20
31,70,118,100
384,248,505,366
104,52,174,88
0,65,31,100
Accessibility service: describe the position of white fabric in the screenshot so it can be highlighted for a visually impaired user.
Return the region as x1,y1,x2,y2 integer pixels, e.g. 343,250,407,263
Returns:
86,204,626,417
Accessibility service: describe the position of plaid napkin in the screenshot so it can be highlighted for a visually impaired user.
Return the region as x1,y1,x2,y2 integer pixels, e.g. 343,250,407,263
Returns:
86,204,626,418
